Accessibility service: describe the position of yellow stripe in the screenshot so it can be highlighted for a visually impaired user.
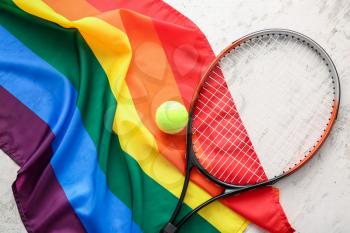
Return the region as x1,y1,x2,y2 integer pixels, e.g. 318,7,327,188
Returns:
14,1,248,232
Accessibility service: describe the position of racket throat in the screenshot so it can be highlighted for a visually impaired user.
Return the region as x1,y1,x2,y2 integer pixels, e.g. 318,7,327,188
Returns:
161,161,194,232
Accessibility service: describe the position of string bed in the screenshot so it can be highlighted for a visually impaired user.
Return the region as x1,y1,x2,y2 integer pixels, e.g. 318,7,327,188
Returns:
192,33,336,185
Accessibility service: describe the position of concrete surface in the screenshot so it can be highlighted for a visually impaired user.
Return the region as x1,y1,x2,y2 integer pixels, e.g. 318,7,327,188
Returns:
1,0,350,232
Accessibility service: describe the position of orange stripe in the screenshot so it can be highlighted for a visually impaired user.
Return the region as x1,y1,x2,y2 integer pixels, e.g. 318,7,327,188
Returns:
42,0,187,172
43,0,126,30
119,10,225,196
118,9,185,163
43,0,100,20
43,0,223,197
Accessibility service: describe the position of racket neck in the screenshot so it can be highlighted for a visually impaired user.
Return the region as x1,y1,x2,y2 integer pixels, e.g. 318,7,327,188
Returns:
165,159,193,224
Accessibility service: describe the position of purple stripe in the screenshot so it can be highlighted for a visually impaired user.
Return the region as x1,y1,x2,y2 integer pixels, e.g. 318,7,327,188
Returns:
0,86,86,233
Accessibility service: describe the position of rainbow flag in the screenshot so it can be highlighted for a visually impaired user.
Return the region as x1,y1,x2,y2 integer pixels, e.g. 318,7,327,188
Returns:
0,0,294,232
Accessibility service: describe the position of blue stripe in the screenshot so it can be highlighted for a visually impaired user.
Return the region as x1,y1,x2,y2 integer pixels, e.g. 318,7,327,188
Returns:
0,26,142,233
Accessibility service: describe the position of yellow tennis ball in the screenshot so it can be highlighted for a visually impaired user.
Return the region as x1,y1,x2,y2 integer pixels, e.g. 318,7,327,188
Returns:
156,101,188,134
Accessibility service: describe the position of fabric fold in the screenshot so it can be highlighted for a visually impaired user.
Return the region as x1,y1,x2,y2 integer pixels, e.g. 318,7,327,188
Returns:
0,2,240,232
0,26,141,233
0,86,86,233
0,0,295,232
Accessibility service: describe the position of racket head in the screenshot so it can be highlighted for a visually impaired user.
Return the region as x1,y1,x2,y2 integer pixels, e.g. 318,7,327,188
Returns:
187,29,340,188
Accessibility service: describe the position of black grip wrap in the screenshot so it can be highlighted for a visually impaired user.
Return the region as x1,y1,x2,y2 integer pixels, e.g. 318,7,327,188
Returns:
161,223,178,233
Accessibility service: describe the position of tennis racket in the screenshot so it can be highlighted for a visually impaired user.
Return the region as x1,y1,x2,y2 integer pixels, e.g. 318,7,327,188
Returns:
161,29,340,233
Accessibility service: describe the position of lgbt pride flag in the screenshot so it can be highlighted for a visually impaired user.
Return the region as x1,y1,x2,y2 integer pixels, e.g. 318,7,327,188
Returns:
0,0,294,232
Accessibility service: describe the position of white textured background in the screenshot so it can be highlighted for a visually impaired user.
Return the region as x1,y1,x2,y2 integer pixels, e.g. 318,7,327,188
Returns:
1,0,350,232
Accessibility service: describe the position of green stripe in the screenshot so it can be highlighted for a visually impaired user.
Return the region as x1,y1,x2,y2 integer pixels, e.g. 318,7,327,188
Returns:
0,2,221,233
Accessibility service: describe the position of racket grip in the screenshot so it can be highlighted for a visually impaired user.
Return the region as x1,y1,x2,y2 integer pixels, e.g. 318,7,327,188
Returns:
161,223,178,233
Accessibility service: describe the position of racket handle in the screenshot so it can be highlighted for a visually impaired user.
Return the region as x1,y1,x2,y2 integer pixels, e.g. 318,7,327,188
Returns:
161,163,193,233
161,223,178,233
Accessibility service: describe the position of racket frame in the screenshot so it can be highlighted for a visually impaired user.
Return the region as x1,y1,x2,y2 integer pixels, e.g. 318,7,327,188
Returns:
161,29,340,233
189,29,340,188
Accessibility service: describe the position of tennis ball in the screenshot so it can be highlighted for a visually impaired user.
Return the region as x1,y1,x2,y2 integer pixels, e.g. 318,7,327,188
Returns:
156,101,188,134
